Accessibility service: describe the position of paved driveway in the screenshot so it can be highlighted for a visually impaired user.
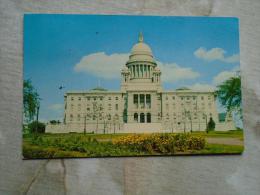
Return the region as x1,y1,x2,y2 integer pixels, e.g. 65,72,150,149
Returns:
206,138,244,146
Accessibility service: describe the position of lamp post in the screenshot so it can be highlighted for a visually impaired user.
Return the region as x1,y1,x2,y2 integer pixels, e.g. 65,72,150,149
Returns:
35,97,42,134
189,114,193,133
36,105,40,133
84,114,86,134
203,113,208,133
113,120,116,134
103,114,107,134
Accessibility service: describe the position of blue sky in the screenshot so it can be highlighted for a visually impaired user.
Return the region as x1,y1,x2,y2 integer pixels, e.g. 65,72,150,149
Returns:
24,14,240,122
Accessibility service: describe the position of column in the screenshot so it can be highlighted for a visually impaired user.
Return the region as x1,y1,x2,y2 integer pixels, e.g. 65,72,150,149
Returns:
138,65,140,78
138,94,140,109
139,64,141,78
141,65,143,78
144,94,146,108
144,65,147,78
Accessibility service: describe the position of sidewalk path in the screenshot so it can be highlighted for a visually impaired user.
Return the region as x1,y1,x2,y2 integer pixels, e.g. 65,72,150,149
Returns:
206,137,243,146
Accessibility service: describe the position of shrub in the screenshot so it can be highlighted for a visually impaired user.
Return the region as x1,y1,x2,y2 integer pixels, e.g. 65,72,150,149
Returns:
112,133,206,154
23,144,57,158
49,120,61,124
23,143,89,158
187,136,206,150
207,117,215,131
28,121,45,133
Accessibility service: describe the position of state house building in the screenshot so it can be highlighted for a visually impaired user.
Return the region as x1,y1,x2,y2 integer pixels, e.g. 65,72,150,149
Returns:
46,33,235,133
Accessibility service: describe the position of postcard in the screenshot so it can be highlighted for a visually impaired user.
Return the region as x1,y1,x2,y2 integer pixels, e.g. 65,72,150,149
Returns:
23,14,243,158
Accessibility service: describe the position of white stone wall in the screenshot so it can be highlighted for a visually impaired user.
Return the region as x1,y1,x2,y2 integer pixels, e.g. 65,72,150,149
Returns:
45,88,235,133
64,91,124,126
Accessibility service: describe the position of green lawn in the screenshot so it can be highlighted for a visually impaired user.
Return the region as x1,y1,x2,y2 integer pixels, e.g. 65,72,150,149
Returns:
191,143,244,154
189,130,243,139
23,130,244,159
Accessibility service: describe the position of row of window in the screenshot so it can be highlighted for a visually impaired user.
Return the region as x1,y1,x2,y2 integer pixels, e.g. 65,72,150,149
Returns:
159,95,212,101
68,103,119,110
165,102,212,108
70,96,119,101
68,114,119,121
162,113,212,120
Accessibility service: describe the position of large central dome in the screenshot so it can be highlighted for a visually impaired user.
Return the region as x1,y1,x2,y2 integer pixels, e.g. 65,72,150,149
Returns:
131,42,152,56
126,32,156,65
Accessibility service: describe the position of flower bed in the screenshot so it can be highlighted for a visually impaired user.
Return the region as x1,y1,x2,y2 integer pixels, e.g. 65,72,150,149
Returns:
112,133,206,154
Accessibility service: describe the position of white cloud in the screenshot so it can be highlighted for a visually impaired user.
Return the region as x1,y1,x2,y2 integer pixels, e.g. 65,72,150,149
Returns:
213,66,239,85
194,47,239,63
188,83,216,92
186,66,240,91
157,61,200,82
48,104,63,112
74,52,129,79
224,54,240,63
74,52,200,83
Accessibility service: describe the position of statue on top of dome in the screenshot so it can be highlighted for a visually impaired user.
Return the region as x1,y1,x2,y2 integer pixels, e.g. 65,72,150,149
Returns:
138,31,144,42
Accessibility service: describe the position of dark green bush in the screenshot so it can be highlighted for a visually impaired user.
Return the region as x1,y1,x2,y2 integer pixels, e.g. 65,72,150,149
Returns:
49,120,61,124
28,121,45,133
207,117,216,131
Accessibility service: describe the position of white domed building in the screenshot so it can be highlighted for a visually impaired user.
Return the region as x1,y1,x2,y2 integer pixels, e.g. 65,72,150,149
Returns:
46,33,235,133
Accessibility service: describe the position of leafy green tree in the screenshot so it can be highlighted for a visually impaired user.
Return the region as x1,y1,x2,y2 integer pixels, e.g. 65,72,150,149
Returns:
28,121,45,133
23,79,40,122
207,117,215,131
216,76,242,118
49,120,61,124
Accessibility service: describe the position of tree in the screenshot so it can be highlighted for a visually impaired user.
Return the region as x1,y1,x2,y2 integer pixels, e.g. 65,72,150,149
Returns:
49,120,61,124
91,102,104,134
207,117,215,131
23,79,40,122
28,121,45,133
216,76,242,118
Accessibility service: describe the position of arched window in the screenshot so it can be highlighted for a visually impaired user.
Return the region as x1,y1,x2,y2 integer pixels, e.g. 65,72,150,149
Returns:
134,113,138,122
140,113,145,123
147,113,151,123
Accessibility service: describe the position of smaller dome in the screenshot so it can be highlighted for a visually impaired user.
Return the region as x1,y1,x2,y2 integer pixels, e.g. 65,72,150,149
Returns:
91,87,107,91
154,66,161,72
176,87,190,91
121,66,129,72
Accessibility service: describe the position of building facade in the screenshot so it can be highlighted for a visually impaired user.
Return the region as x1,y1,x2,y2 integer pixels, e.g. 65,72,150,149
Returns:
46,33,235,133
